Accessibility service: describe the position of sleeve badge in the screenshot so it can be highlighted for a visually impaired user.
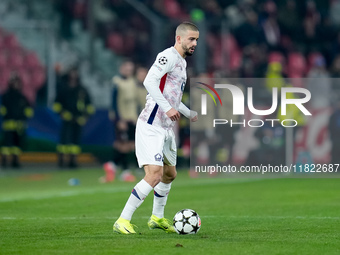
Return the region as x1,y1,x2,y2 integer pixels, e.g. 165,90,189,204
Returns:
158,56,168,65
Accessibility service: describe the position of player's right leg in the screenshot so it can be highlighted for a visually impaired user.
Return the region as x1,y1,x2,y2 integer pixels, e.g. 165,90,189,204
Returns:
113,165,162,234
113,119,165,234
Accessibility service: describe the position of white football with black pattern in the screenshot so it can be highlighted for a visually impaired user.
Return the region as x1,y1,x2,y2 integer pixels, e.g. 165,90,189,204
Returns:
173,209,201,235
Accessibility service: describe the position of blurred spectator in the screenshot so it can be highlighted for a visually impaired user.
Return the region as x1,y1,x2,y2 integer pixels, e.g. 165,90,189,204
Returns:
200,0,223,20
318,17,337,61
241,44,268,77
306,55,331,110
330,55,340,77
328,100,340,164
0,74,33,168
190,73,215,166
94,0,115,25
251,119,285,166
53,68,95,168
152,0,169,19
54,0,76,39
278,0,301,40
215,78,242,165
109,60,139,171
261,1,280,50
265,62,285,92
93,0,116,38
330,0,340,27
235,11,265,47
331,32,340,61
301,0,321,52
53,0,340,80
224,1,246,30
305,0,321,26
135,66,148,114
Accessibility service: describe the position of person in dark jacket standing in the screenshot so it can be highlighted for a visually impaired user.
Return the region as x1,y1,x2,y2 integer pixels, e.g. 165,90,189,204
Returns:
0,75,33,168
53,68,95,168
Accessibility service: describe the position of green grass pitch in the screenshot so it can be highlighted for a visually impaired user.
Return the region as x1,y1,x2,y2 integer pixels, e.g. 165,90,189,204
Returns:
1,168,339,255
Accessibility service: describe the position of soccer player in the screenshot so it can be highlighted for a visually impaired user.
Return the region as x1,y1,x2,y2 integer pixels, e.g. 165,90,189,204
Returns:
113,22,199,234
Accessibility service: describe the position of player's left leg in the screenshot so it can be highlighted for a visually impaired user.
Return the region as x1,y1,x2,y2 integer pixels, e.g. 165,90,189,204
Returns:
152,164,176,218
148,128,177,233
148,164,177,233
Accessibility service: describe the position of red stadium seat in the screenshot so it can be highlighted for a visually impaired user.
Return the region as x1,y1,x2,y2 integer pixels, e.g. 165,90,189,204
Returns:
0,68,11,94
288,52,306,77
280,35,292,50
207,33,218,50
123,33,136,55
0,52,7,68
212,48,223,69
307,52,323,72
222,34,239,54
220,34,242,70
229,50,242,70
268,51,285,64
0,35,5,51
8,51,24,69
73,1,87,18
4,34,21,51
17,68,31,88
31,67,46,89
25,52,41,70
22,86,36,104
0,28,44,102
164,0,182,18
107,32,124,55
288,72,304,82
289,73,304,87
208,34,223,69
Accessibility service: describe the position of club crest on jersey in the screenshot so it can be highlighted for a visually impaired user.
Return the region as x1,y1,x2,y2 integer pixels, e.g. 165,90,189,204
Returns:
158,56,168,65
154,153,163,162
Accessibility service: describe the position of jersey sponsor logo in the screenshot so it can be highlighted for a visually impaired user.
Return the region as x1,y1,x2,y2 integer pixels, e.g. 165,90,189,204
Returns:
158,56,168,65
154,153,163,162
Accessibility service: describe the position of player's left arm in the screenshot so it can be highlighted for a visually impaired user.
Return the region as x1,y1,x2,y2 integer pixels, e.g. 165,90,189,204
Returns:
178,102,198,122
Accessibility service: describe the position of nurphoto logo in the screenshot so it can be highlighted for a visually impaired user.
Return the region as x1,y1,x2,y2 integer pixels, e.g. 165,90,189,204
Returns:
198,83,312,128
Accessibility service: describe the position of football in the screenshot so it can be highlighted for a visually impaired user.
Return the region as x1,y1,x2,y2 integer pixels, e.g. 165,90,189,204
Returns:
173,209,201,235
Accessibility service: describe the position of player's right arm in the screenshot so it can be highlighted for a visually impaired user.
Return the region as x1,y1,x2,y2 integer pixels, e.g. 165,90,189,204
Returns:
165,108,180,121
143,52,180,121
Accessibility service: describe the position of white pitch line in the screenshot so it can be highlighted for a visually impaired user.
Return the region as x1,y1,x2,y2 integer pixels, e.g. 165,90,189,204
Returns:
0,187,131,203
1,215,339,220
201,215,340,220
0,178,264,203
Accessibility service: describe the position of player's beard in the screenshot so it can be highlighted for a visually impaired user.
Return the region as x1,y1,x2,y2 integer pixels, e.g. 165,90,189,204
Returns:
182,44,195,56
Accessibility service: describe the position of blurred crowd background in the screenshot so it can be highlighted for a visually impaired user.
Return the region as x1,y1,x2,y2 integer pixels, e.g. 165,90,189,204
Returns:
0,0,339,171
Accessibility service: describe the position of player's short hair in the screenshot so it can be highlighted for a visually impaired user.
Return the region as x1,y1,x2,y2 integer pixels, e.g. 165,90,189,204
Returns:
176,22,199,36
